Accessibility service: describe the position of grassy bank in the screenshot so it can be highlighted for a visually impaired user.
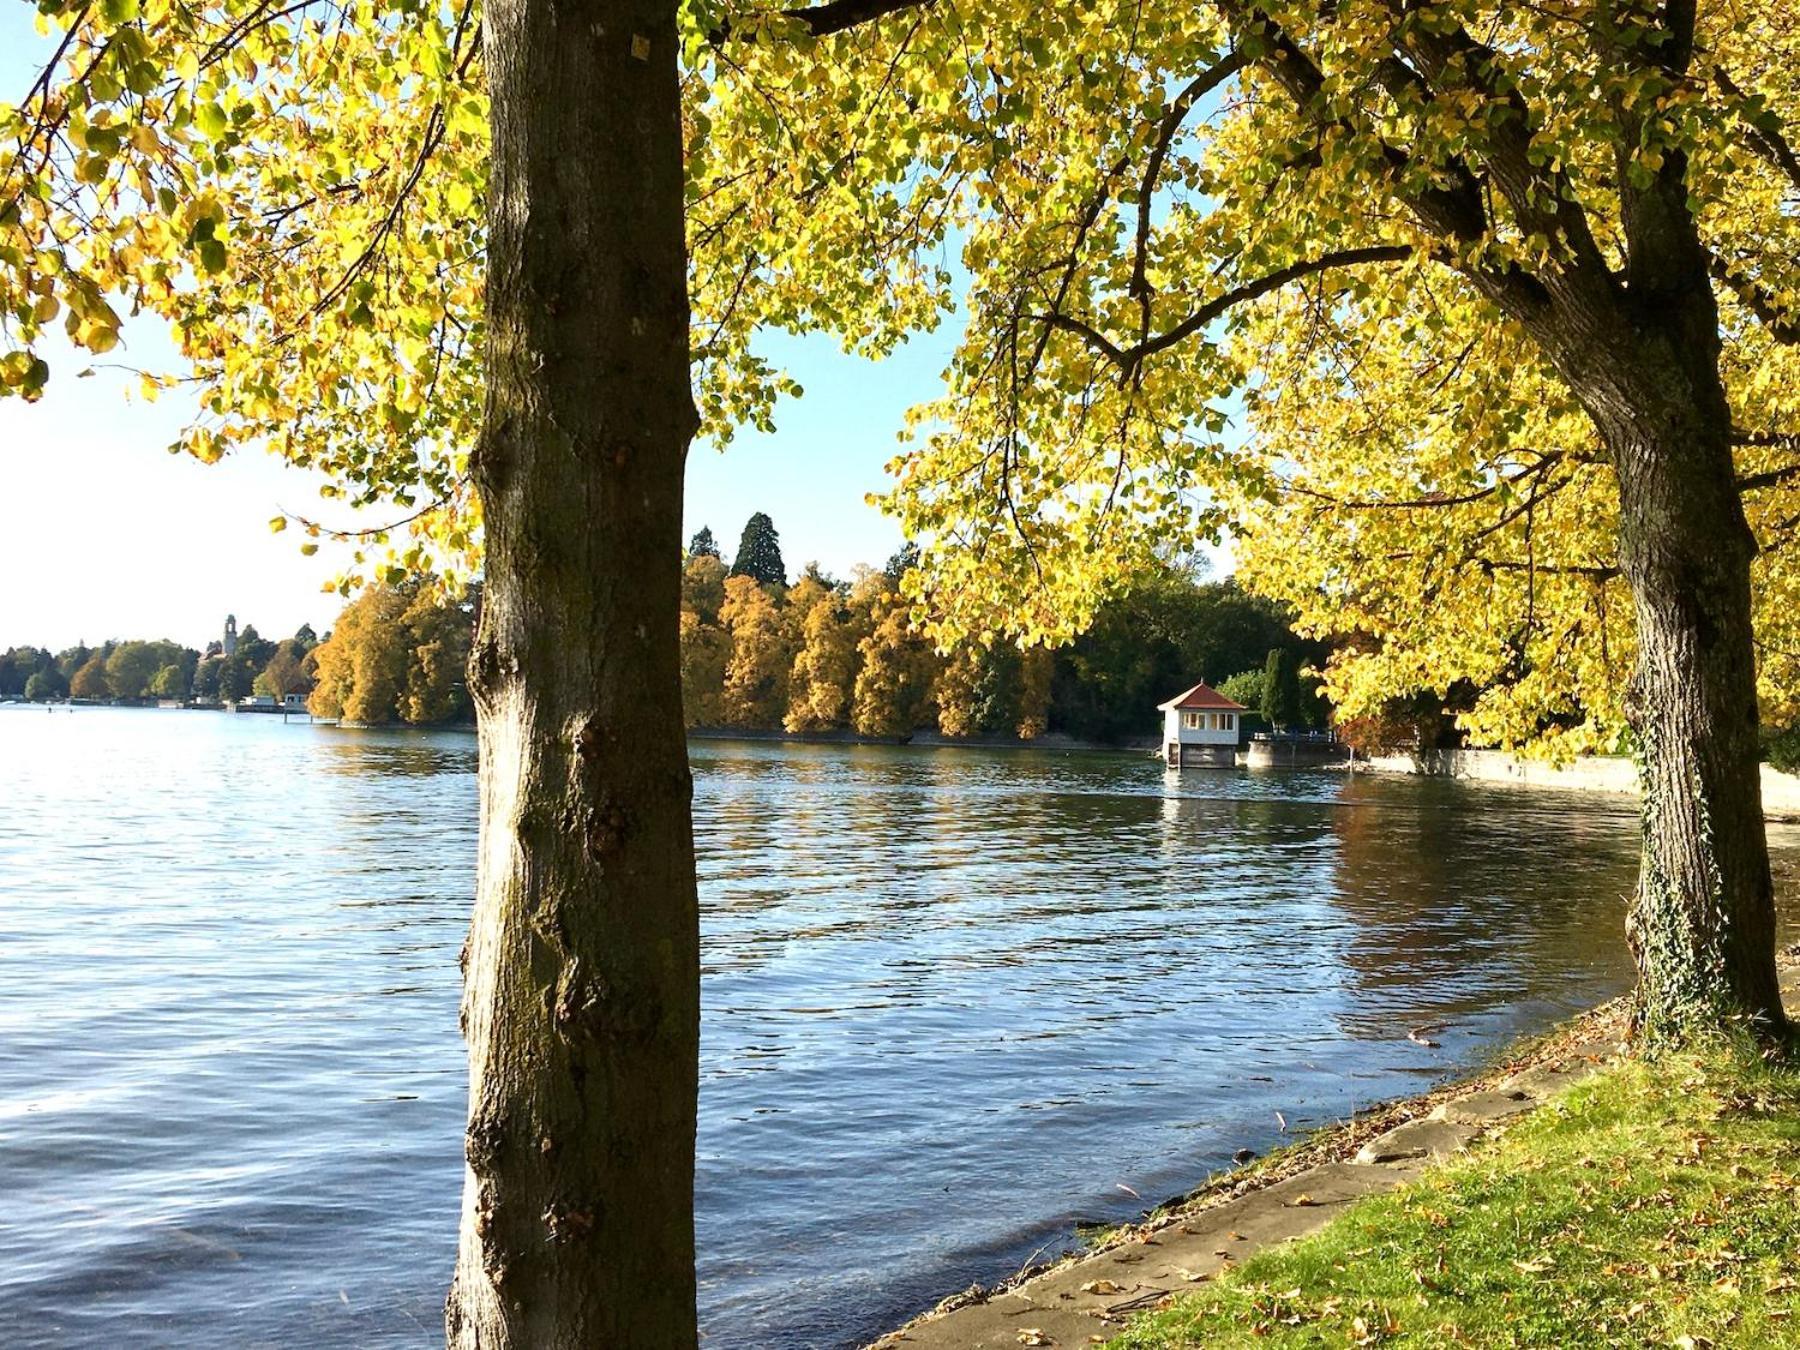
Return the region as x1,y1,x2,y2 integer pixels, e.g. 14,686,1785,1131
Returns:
1109,1039,1800,1348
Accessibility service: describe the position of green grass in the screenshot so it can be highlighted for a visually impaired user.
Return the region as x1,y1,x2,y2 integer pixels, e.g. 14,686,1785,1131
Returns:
1110,1041,1800,1348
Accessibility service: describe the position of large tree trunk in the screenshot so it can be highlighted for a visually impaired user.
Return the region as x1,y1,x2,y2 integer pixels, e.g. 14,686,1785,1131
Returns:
446,0,700,1345
1572,284,1786,1040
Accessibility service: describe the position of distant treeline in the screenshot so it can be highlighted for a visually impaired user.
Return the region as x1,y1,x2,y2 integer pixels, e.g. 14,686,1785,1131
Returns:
0,626,318,705
0,582,478,726
305,582,478,725
4,513,1327,741
682,515,1327,742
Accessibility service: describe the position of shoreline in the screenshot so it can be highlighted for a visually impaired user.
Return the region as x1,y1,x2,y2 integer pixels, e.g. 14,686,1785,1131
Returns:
867,959,1800,1349
1358,746,1800,821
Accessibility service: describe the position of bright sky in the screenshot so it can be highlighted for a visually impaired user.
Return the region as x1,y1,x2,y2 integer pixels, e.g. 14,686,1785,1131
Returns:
0,6,951,651
0,8,1223,654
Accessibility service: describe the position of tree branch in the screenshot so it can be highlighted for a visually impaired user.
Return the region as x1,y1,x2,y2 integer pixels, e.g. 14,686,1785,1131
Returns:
710,0,934,43
1033,245,1412,375
1285,452,1565,511
1215,1,1550,319
1707,252,1800,344
1129,52,1251,309
1715,68,1800,195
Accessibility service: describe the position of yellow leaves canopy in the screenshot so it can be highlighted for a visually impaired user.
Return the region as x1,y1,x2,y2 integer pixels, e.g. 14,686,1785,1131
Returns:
6,0,1800,747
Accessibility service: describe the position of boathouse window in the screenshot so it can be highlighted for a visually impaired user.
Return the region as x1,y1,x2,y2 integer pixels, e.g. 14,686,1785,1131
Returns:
1183,712,1201,729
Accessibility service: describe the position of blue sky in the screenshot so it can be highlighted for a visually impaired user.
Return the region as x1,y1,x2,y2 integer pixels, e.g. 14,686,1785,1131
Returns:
0,5,955,650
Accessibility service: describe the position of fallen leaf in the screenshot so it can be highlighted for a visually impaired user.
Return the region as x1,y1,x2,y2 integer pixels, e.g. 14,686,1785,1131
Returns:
1079,1279,1125,1295
1017,1330,1052,1347
1512,1256,1553,1274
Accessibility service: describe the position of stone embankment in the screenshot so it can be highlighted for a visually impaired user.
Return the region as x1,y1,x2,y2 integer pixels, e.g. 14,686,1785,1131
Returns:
1361,748,1800,820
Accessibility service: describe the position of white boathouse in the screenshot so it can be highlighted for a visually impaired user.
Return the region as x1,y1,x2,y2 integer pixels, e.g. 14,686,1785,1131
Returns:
1158,681,1247,769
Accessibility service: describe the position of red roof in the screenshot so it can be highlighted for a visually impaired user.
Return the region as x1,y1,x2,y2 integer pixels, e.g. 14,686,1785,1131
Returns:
1157,681,1247,712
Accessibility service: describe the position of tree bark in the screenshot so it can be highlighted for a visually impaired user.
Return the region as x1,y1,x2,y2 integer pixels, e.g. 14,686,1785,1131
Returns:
1553,279,1787,1040
446,0,700,1345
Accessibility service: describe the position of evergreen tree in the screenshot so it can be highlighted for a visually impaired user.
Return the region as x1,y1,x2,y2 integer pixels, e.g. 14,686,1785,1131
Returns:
217,656,253,703
1262,648,1304,731
688,526,720,559
729,512,786,586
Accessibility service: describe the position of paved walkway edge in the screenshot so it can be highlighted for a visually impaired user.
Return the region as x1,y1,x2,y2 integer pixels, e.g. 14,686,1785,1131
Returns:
870,960,1800,1350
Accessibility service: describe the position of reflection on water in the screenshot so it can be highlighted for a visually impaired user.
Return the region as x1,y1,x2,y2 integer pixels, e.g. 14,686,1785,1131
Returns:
1,710,1794,1348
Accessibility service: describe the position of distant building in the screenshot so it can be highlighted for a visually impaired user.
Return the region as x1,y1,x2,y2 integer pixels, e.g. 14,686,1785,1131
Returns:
222,614,239,658
1157,681,1246,769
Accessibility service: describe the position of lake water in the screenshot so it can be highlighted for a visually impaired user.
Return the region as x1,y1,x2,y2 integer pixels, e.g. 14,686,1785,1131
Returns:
2,708,1795,1348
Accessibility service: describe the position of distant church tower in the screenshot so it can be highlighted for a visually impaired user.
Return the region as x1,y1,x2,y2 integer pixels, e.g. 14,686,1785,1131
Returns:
223,615,238,657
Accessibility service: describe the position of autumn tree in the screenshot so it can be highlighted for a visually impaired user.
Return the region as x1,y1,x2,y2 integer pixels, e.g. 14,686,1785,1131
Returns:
785,581,862,732
933,644,984,738
691,1,1794,1038
935,642,1033,738
308,585,408,723
851,575,939,738
69,654,109,701
682,552,729,625
304,583,472,724
400,585,472,723
719,574,791,727
679,610,731,727
254,639,314,701
1015,646,1053,739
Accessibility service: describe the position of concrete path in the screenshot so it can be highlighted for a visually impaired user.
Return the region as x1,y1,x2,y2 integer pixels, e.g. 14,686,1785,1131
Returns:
871,962,1800,1350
